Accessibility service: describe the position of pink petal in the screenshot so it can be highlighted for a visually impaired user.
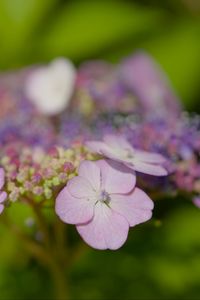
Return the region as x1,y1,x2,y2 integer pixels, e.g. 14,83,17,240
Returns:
111,188,154,227
85,141,108,154
193,196,200,208
96,159,136,194
134,150,166,164
120,52,181,117
103,134,133,152
0,204,4,214
55,187,94,224
0,168,5,190
127,160,168,176
68,176,95,198
86,139,128,163
76,202,129,250
97,145,123,162
0,191,7,203
78,160,101,191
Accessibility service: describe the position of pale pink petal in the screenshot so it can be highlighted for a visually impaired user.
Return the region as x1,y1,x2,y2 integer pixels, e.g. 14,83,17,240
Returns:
55,187,94,224
127,160,168,176
76,202,129,250
192,196,200,208
0,204,4,214
68,176,95,198
103,134,133,152
0,191,7,203
78,160,101,191
96,159,136,194
111,188,154,227
85,141,108,154
0,168,5,190
86,139,129,163
134,150,166,164
97,146,124,162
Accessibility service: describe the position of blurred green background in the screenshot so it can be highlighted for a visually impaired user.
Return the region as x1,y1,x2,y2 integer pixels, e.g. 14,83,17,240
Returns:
0,0,200,299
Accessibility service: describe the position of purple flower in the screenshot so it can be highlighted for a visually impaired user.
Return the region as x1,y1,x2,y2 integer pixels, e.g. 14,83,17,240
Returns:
120,52,182,117
86,134,168,176
193,196,200,208
55,160,154,250
0,169,7,214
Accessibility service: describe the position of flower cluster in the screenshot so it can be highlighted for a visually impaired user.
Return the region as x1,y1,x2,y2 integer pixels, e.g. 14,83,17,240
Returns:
0,51,199,250
56,160,154,250
0,142,91,206
56,135,168,249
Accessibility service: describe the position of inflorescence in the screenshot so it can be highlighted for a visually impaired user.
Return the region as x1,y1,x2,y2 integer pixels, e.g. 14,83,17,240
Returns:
0,52,200,249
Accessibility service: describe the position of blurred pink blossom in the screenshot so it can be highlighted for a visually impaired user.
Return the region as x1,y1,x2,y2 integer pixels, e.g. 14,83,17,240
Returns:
0,168,7,214
193,196,200,208
120,52,182,117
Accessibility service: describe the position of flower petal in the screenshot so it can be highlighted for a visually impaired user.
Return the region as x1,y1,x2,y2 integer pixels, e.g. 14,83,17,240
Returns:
111,188,154,227
0,168,5,190
120,52,181,117
103,134,133,152
76,202,129,250
85,141,109,154
96,159,136,194
86,139,128,163
55,187,94,224
78,160,101,191
127,160,168,176
134,150,166,164
0,191,7,203
68,176,95,198
0,204,4,214
25,58,76,115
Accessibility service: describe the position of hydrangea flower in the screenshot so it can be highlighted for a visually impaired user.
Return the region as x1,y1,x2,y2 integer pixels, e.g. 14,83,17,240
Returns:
86,134,168,176
55,160,154,250
120,52,181,117
25,58,76,115
0,168,7,214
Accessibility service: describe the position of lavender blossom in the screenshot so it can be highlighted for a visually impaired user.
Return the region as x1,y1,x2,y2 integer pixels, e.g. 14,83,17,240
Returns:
119,52,182,118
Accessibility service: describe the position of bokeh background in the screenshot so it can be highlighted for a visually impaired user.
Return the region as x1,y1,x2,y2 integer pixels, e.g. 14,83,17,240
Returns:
0,0,200,299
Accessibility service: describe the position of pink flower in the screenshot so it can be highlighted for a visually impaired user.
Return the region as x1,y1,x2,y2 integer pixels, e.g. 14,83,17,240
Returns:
120,52,181,118
86,134,168,176
55,160,154,250
193,196,200,208
0,169,7,214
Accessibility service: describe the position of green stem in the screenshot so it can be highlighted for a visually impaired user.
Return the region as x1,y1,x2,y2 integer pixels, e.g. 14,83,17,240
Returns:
48,258,70,300
28,201,70,300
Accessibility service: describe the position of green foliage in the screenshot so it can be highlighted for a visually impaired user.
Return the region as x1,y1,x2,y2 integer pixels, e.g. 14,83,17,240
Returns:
37,1,163,61
70,203,200,300
0,201,200,299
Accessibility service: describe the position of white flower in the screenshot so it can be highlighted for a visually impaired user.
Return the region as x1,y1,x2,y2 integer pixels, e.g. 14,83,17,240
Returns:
25,58,76,115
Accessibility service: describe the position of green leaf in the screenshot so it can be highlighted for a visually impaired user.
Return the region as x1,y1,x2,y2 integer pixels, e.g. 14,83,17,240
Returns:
0,0,57,68
139,19,200,108
37,1,164,62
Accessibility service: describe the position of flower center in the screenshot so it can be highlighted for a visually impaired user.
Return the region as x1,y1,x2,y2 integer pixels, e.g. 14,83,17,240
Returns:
126,151,133,159
124,149,134,159
116,148,134,160
97,190,110,203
